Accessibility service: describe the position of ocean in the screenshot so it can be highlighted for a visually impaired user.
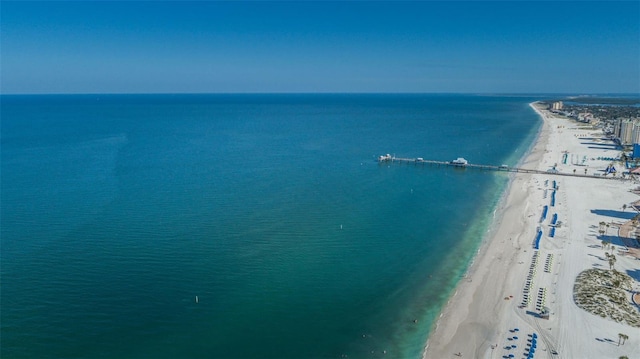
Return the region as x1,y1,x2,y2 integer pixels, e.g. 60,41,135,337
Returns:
1,94,542,358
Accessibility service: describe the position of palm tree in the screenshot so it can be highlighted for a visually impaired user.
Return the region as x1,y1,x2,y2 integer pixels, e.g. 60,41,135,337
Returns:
601,240,607,249
623,204,627,211
606,223,610,234
608,255,617,270
599,221,607,237
618,333,624,346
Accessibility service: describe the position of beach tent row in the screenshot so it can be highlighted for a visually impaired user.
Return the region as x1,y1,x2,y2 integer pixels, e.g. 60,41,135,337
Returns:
549,213,559,237
540,205,548,222
533,230,542,249
525,333,538,359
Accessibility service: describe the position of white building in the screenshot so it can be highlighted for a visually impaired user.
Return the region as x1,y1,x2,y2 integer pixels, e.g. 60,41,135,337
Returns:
577,112,593,123
620,120,635,145
632,124,640,145
551,101,564,111
614,119,622,138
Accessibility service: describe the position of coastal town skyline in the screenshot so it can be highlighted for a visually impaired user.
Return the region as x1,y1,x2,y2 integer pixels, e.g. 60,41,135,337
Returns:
2,1,639,94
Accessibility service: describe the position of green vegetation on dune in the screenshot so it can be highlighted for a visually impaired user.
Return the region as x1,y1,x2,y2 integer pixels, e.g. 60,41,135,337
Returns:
573,268,640,327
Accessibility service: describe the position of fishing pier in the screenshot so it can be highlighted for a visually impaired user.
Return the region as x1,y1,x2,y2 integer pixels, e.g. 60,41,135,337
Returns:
377,154,620,180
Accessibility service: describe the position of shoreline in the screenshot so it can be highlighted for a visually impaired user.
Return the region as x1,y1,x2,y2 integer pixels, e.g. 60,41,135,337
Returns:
422,101,550,358
422,101,640,359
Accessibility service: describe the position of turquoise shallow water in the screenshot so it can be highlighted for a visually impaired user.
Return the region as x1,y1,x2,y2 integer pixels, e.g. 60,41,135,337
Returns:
1,94,541,358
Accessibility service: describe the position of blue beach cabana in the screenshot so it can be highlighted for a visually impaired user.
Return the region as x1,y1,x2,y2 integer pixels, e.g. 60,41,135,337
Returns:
533,230,542,249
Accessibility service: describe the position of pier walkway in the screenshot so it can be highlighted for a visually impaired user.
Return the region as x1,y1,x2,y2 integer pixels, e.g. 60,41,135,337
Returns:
378,155,622,181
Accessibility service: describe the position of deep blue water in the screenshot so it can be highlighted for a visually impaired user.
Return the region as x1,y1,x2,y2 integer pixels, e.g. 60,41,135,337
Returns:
1,94,541,358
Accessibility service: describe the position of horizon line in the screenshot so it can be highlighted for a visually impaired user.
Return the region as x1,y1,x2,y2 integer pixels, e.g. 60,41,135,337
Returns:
2,91,639,96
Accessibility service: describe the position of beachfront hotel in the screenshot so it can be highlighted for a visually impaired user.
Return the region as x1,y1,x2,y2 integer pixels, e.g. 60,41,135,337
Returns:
614,119,640,146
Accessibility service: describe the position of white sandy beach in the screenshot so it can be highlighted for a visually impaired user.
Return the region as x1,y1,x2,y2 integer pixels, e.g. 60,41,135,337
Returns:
422,103,640,359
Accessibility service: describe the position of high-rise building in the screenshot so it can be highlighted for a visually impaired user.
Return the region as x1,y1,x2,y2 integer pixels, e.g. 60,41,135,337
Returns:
633,122,640,145
620,119,635,145
552,101,564,111
614,119,622,138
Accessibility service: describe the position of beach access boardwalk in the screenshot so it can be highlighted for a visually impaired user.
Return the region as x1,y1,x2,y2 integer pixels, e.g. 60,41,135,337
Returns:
378,155,622,180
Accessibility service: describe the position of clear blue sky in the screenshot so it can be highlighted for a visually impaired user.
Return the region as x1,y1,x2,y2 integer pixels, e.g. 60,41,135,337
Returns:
2,1,639,94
